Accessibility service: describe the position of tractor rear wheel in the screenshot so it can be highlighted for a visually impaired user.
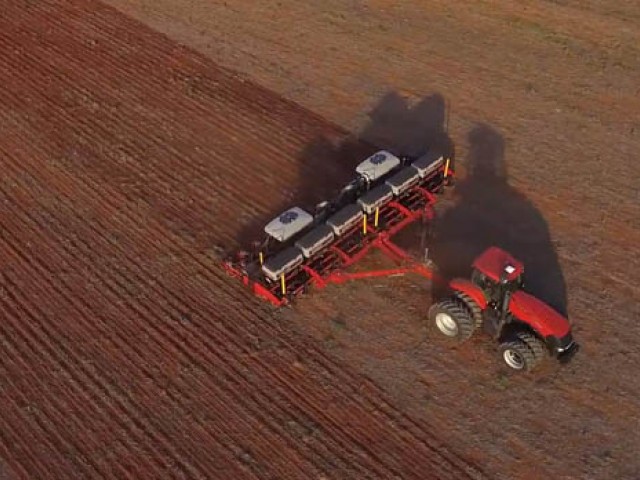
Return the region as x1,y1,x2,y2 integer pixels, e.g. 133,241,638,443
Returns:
455,292,483,329
499,331,546,371
428,297,476,342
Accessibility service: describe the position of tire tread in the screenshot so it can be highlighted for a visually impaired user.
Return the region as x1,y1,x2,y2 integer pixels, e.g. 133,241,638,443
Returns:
429,297,476,342
455,292,483,329
500,331,546,371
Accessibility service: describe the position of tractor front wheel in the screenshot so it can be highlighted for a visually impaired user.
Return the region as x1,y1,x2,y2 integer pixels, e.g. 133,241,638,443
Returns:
428,297,476,342
498,331,546,371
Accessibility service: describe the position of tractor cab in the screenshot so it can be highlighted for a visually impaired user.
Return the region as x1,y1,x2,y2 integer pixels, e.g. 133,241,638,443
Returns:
471,247,524,305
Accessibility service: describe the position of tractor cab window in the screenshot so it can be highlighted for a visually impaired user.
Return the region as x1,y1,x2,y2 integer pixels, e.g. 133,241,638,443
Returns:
471,269,491,289
471,269,500,303
471,268,522,305
512,274,524,289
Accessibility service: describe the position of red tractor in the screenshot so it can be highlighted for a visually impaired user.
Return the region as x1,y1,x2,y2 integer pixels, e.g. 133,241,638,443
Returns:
429,246,579,371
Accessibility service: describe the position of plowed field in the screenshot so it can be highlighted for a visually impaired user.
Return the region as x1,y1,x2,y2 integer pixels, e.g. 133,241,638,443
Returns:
2,0,640,479
0,1,486,478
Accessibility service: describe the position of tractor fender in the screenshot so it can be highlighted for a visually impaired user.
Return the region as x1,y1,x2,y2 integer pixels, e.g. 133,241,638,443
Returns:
509,291,571,338
449,278,487,309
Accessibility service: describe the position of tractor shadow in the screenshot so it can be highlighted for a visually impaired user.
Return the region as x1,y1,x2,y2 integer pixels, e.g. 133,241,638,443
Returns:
234,91,454,248
428,124,568,316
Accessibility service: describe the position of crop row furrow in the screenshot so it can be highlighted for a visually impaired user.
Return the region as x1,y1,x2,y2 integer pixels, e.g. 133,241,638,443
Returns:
0,417,36,480
0,225,209,478
0,262,258,480
0,300,116,480
0,8,330,209
0,40,286,242
34,0,339,148
0,166,333,477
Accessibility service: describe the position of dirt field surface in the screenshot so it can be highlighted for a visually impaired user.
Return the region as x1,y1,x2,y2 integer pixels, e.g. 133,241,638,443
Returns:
1,0,639,479
0,2,493,479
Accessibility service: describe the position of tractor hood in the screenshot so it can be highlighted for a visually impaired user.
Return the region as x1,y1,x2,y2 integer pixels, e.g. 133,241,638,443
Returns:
509,291,571,338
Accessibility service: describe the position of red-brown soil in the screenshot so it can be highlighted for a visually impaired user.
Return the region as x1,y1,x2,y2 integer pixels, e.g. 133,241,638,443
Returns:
2,0,640,479
0,1,488,479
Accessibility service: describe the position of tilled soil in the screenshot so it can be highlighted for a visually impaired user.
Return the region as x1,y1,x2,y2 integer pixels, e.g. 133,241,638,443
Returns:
101,1,640,479
2,0,640,479
0,1,486,479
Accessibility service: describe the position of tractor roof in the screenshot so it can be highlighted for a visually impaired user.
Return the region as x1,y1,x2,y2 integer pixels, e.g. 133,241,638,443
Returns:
472,246,524,282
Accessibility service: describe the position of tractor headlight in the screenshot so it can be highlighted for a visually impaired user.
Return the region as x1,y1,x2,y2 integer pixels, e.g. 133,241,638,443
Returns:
554,332,579,363
556,332,574,352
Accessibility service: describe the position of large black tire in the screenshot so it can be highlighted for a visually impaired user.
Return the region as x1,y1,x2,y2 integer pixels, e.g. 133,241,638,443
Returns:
428,297,476,342
454,292,483,329
499,331,546,371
